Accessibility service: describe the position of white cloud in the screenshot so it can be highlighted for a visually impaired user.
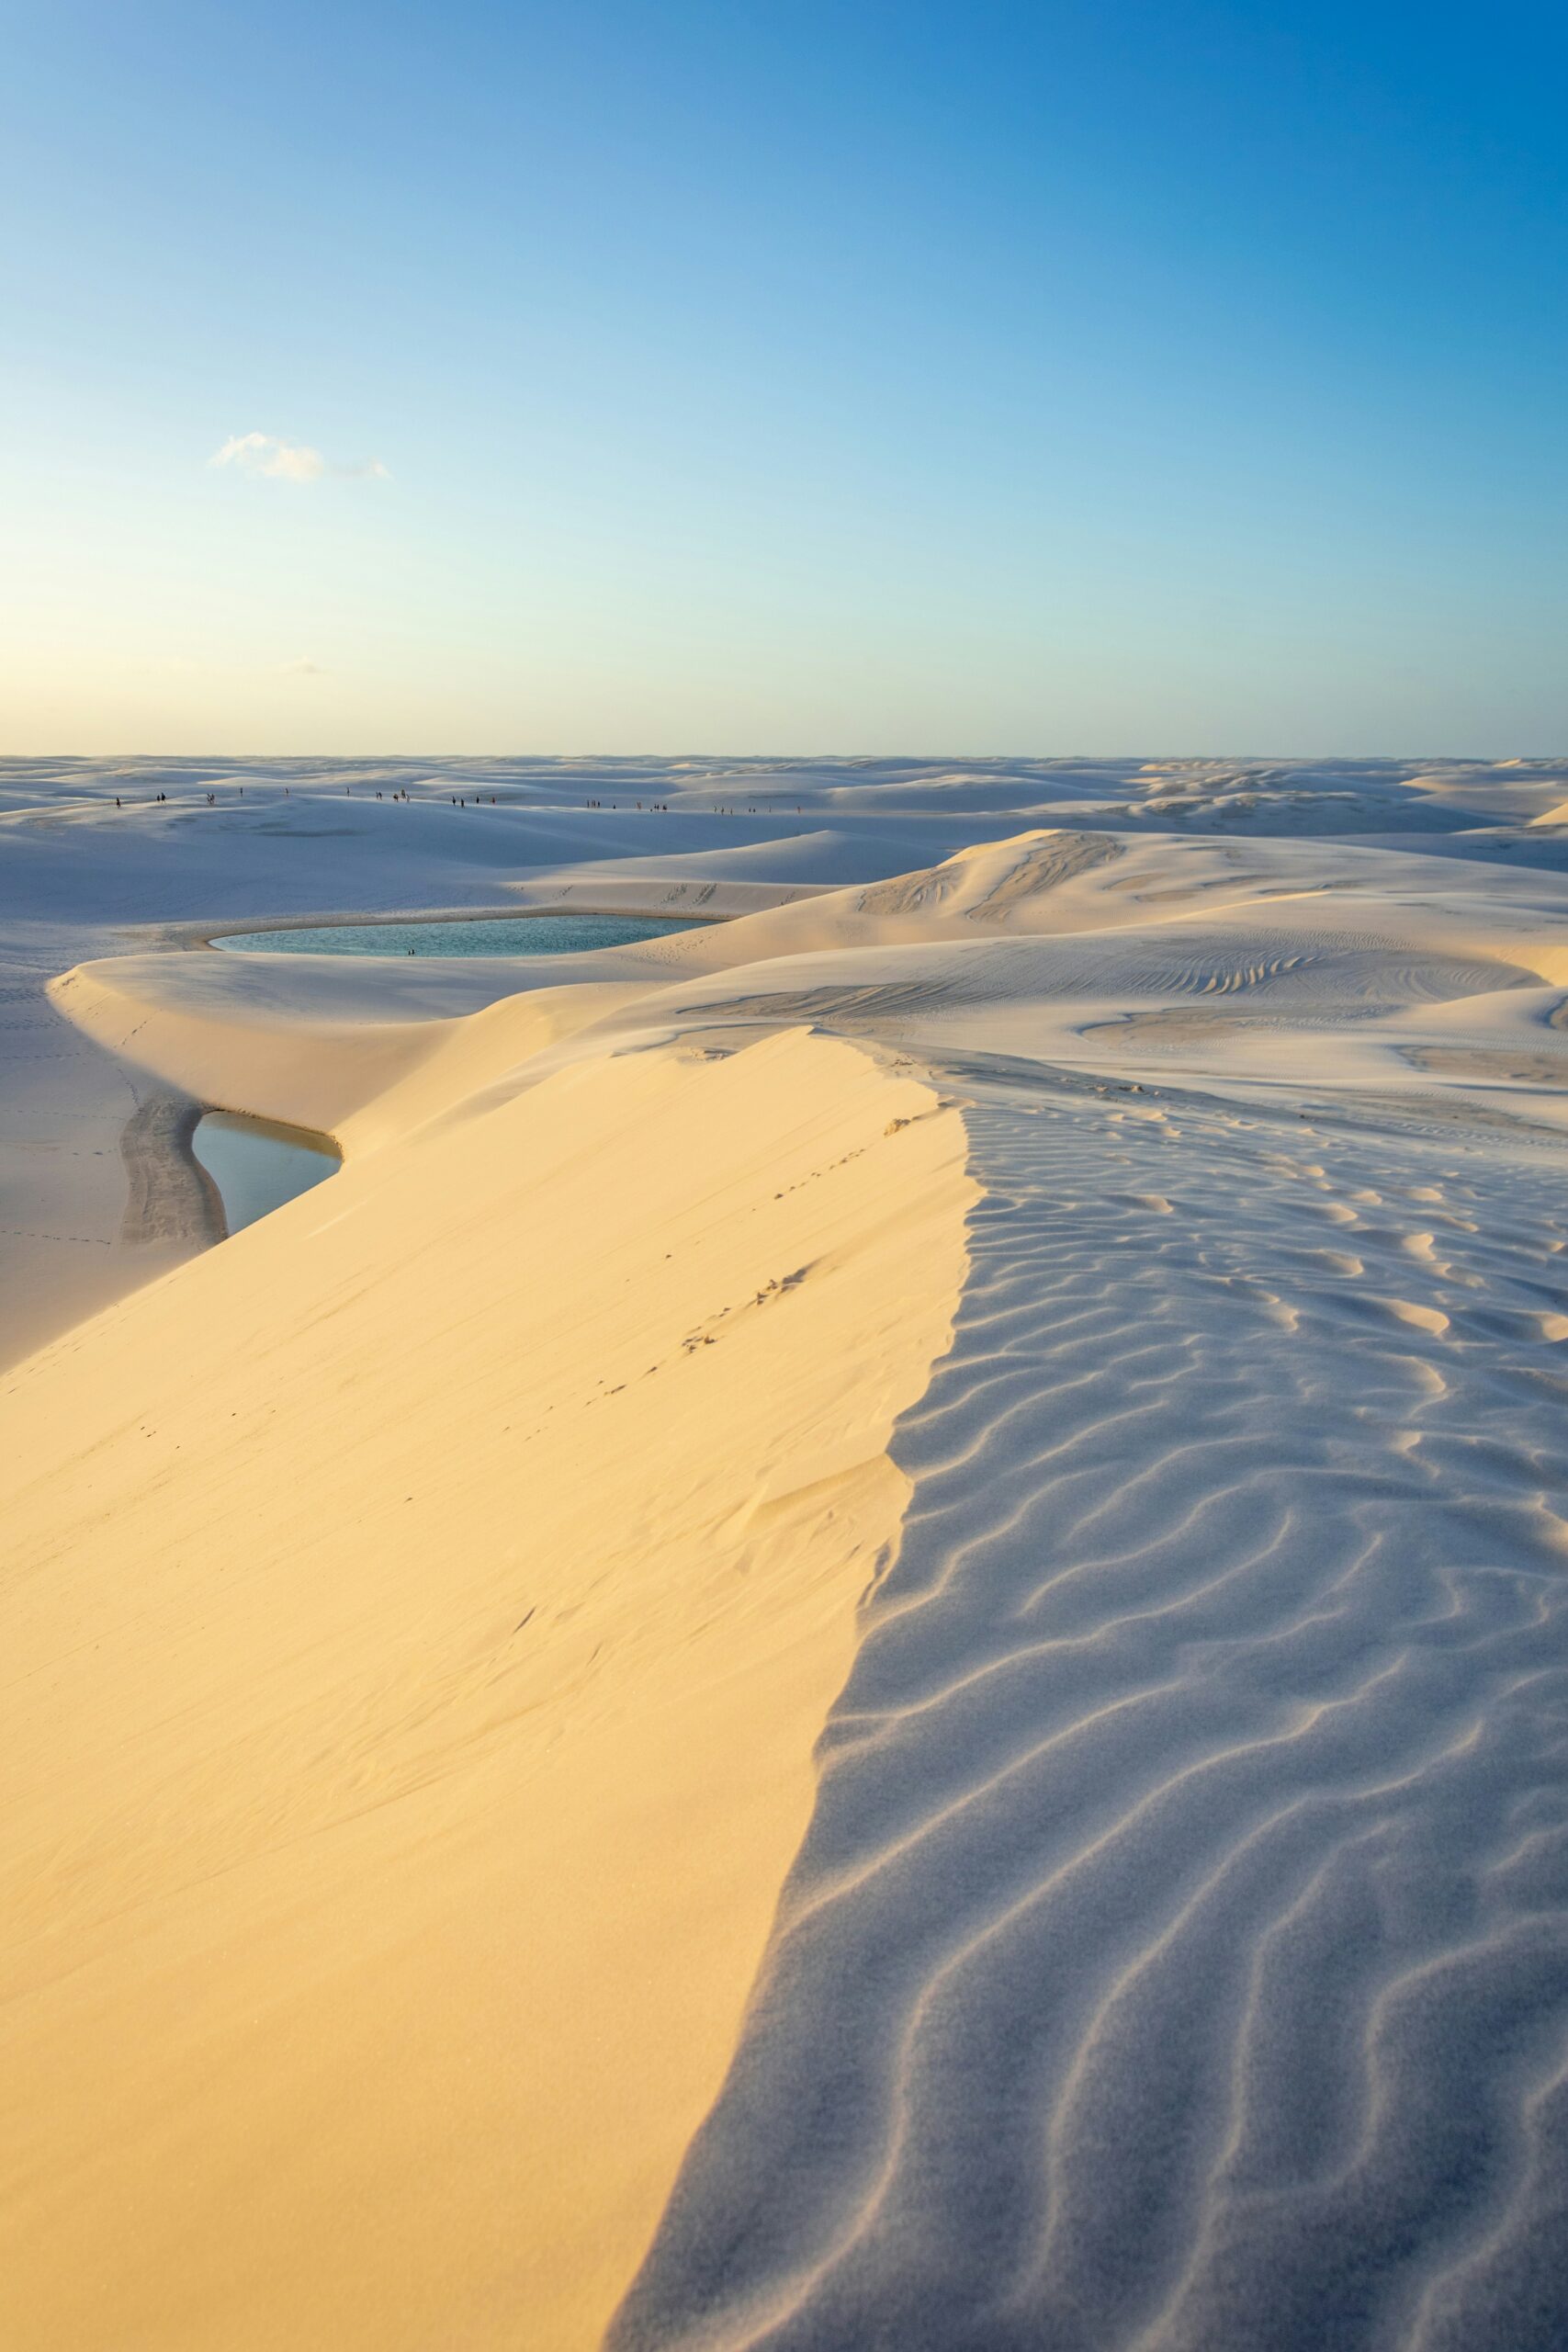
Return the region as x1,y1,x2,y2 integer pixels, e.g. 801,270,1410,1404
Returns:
210,433,389,483
280,658,325,676
212,431,326,481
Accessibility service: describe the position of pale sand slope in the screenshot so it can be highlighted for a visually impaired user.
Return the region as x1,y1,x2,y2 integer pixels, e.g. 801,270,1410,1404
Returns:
610,1068,1568,2351
0,1026,973,2351
7,781,1568,2347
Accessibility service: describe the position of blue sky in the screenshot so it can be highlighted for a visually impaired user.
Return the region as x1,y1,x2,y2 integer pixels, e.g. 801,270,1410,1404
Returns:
2,0,1563,752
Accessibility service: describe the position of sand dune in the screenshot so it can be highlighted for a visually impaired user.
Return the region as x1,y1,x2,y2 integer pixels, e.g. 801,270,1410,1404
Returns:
3,759,1567,2347
0,1026,972,2350
609,1068,1568,2350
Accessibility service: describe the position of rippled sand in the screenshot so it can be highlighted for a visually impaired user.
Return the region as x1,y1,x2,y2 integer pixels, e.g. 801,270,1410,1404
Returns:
2,757,1567,2346
612,1073,1568,2349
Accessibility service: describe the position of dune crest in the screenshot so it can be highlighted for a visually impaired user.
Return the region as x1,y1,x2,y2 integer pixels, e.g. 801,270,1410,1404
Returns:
6,767,1568,2347
0,1023,973,2352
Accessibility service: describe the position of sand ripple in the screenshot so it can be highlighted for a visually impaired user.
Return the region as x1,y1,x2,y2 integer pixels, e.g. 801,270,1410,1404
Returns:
609,1069,1568,2350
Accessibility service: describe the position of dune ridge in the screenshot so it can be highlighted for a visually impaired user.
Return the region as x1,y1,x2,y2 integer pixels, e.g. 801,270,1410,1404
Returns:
4,767,1568,2346
0,1023,973,2352
8,768,1568,1365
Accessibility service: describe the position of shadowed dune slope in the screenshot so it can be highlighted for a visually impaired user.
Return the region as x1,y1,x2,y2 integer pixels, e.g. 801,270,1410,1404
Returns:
608,1068,1568,2352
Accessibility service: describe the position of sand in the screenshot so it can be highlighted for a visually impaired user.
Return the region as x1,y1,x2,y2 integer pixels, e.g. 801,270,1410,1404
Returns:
3,756,1568,2348
0,1025,972,2349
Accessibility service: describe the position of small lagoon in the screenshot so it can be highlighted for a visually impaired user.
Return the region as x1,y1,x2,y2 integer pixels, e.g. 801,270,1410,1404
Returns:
217,913,691,956
194,1112,340,1236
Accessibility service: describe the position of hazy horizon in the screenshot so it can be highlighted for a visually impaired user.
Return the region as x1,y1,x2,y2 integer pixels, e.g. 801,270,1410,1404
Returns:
6,748,1566,768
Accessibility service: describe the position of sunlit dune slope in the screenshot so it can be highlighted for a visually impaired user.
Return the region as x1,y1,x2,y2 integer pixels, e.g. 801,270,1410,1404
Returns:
0,1025,972,2352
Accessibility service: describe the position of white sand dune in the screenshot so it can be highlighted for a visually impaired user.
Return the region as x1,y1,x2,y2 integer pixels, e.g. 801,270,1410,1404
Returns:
2,758,1567,2349
608,1068,1568,2350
